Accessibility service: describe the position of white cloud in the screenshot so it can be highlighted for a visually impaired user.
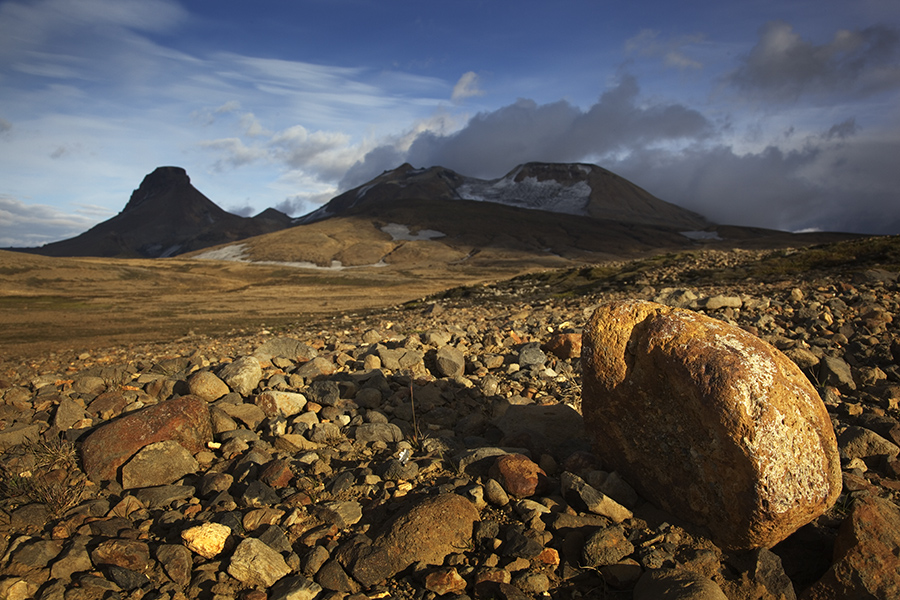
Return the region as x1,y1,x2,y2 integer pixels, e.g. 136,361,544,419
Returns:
0,194,100,246
451,71,485,102
342,75,712,187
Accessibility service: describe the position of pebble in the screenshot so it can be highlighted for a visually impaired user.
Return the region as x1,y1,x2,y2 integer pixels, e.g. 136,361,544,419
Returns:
0,245,898,599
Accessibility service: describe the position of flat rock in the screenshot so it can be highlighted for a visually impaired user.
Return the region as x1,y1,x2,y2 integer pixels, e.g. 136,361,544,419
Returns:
341,493,479,586
121,439,199,489
581,300,842,550
80,394,212,483
254,337,318,362
560,471,633,523
228,537,291,588
269,575,323,600
255,391,307,418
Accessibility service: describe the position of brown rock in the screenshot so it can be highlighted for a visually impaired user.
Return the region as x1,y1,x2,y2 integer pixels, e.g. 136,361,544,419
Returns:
581,300,841,550
425,567,468,595
81,395,212,483
801,494,900,600
489,453,547,498
543,333,582,359
186,370,230,402
342,493,480,586
90,539,151,572
259,458,295,488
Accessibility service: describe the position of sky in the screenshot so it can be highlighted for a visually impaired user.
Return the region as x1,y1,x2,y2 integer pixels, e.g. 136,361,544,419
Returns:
2,0,900,247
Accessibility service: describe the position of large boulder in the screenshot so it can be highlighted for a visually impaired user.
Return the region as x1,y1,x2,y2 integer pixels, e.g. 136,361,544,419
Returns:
581,300,841,550
81,395,212,483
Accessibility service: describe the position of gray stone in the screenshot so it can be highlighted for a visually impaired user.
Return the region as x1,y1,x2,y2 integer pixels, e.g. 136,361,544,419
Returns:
514,572,550,595
484,478,510,506
839,426,900,462
582,526,635,567
435,346,466,378
216,401,266,430
306,380,340,406
187,371,230,402
518,343,546,368
704,295,742,310
270,575,324,600
121,440,199,489
355,422,404,443
819,355,856,390
295,357,336,378
560,472,633,522
50,536,92,581
315,501,363,528
633,568,728,600
316,559,359,593
0,423,42,451
255,391,307,418
255,337,318,362
302,545,331,576
380,458,419,481
219,356,263,396
11,539,63,568
228,537,291,588
155,544,192,587
53,397,88,430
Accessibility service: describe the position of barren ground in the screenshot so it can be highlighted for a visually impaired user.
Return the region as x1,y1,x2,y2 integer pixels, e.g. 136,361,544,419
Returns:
0,250,514,360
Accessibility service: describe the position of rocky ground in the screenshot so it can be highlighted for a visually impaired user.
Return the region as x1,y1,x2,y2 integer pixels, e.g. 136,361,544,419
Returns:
1,238,899,600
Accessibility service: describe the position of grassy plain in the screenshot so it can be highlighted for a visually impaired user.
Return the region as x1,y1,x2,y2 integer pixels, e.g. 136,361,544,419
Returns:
0,250,501,359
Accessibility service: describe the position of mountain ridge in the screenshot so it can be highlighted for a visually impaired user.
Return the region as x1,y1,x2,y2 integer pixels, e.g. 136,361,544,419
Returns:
15,166,290,258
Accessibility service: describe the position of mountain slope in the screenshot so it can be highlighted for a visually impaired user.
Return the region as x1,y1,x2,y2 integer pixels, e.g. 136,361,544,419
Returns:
20,167,289,258
299,162,710,230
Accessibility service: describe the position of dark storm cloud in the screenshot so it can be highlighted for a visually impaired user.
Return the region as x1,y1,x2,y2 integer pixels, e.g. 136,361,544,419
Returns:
727,21,900,101
340,75,712,189
610,131,900,235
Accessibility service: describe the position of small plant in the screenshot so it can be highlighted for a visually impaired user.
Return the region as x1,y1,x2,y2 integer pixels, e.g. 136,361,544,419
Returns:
0,436,86,517
407,383,430,451
26,436,78,471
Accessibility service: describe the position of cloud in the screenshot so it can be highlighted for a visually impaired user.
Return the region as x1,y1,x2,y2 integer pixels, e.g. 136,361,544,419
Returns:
727,20,900,101
0,118,12,135
626,29,705,70
0,194,100,246
610,125,900,234
341,75,712,188
451,71,485,102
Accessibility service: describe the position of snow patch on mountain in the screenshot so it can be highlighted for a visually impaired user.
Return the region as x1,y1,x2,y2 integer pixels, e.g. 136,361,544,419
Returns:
457,174,591,215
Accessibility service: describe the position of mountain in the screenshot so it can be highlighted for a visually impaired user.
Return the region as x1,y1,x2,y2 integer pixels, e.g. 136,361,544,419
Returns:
19,166,290,258
195,162,854,271
298,162,710,230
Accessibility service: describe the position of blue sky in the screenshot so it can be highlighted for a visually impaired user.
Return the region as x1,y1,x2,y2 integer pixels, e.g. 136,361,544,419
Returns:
2,0,899,247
